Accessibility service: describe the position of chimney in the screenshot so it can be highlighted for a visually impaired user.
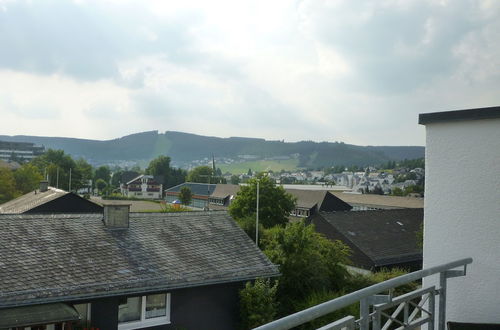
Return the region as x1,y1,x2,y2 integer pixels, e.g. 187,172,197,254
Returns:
103,204,131,229
39,180,49,192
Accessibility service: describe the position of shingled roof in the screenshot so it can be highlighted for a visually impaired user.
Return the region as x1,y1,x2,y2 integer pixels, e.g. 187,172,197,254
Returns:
165,182,216,196
0,187,102,214
311,209,423,270
211,184,240,199
286,189,352,211
0,211,279,308
331,192,424,209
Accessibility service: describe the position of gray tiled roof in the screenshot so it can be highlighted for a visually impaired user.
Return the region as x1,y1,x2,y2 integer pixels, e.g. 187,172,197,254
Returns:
0,211,279,308
165,182,216,196
0,187,68,214
315,209,423,267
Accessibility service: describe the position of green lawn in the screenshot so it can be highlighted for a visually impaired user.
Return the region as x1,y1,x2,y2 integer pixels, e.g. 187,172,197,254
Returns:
218,159,300,174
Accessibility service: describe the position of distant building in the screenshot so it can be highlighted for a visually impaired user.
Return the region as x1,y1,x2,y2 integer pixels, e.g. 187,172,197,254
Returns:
207,184,352,218
0,140,45,162
165,182,216,208
331,191,424,210
120,174,163,199
0,181,103,214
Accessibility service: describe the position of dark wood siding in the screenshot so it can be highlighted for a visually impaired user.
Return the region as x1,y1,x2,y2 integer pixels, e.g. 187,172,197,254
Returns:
90,282,243,330
26,193,103,214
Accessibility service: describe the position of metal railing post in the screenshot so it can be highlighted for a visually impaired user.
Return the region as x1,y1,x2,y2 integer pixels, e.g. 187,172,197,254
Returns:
438,271,447,330
429,289,436,330
359,297,370,330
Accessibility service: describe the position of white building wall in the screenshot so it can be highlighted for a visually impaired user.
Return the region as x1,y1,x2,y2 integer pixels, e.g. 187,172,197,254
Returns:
423,118,500,324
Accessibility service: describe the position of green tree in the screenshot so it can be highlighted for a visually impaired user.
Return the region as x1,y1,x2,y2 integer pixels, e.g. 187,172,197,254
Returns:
74,158,93,192
32,149,77,191
187,166,215,183
0,167,18,203
229,175,296,228
247,168,253,176
262,221,351,314
95,178,107,193
94,166,111,184
239,278,278,329
179,186,193,205
13,163,43,194
230,175,241,185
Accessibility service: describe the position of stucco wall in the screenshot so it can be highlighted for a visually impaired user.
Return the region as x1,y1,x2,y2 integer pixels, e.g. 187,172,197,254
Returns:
423,117,500,324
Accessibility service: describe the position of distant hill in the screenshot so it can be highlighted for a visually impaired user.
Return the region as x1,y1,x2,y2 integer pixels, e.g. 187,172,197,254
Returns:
0,131,424,168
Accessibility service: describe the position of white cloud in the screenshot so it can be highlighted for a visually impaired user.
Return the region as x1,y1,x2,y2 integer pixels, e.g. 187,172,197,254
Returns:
0,0,499,146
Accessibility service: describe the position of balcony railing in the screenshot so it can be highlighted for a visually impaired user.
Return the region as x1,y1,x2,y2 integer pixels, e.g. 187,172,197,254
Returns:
254,258,472,330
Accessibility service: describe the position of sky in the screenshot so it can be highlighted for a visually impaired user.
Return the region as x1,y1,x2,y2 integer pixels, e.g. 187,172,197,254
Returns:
0,0,499,146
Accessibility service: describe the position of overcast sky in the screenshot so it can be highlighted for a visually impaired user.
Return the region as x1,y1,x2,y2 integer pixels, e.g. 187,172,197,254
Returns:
1,0,499,146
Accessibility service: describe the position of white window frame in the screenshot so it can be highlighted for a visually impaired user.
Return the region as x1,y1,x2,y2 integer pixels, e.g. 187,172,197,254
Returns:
118,293,171,330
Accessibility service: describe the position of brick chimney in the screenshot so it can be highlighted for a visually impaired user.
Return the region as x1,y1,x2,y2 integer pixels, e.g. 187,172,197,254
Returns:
103,204,131,229
39,181,49,192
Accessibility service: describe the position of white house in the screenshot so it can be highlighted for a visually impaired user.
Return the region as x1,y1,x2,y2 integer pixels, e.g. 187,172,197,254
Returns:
420,106,500,326
120,174,163,199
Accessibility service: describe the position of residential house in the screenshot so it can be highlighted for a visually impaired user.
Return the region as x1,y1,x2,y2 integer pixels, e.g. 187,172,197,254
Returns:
286,189,352,217
207,184,352,217
0,181,103,214
120,174,163,199
208,184,240,207
0,206,279,329
165,182,216,208
310,209,423,271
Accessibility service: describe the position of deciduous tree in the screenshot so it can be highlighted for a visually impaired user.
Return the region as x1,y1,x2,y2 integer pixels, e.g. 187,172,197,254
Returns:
229,175,296,228
13,163,43,194
179,186,192,205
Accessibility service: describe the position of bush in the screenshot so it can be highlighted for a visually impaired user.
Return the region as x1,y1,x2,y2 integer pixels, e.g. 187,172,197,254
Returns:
293,290,359,330
239,278,278,329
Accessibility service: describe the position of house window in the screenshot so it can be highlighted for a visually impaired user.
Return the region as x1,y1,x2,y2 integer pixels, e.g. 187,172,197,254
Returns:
118,293,170,330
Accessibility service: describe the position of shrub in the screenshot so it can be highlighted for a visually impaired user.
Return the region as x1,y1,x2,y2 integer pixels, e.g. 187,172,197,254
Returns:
239,278,278,329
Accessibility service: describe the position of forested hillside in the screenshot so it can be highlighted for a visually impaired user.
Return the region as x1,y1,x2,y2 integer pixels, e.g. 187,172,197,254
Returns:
0,131,424,167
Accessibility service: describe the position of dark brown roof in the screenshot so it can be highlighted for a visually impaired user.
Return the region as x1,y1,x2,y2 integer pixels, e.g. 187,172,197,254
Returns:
285,189,351,211
312,209,423,269
331,192,424,209
211,184,240,199
0,211,279,308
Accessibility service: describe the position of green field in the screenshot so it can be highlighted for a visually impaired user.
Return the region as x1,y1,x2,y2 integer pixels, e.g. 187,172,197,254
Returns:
218,159,300,174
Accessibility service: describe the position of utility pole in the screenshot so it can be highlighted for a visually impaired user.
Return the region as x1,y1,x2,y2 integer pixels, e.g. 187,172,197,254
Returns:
256,179,259,247
69,168,72,192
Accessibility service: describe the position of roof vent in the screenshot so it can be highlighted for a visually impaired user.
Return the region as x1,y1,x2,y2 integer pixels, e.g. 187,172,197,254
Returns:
39,181,49,192
103,204,130,229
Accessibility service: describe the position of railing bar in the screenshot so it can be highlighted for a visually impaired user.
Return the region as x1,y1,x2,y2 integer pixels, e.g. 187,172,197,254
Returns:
438,272,447,330
407,293,429,323
376,286,435,310
253,258,472,330
316,315,355,330
381,311,406,327
429,289,436,330
381,302,405,330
